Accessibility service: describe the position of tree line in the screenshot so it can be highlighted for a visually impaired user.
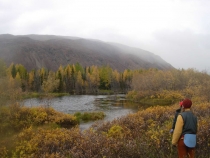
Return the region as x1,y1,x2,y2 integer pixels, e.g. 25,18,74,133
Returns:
1,58,210,102
129,68,210,103
0,59,132,95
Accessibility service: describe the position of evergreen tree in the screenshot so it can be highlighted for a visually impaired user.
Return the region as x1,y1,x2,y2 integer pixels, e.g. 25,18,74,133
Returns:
64,65,72,93
99,66,112,90
0,59,6,77
56,66,64,92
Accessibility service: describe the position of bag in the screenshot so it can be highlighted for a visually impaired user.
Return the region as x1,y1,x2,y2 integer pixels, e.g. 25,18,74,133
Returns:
184,134,196,148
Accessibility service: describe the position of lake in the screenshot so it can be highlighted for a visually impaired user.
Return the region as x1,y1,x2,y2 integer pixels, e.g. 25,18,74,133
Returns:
23,94,139,130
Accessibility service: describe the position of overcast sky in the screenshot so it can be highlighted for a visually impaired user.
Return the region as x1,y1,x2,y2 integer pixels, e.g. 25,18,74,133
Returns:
0,0,210,72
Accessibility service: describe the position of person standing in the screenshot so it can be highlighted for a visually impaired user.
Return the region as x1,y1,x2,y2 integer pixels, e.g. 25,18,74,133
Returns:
170,100,183,133
172,98,197,158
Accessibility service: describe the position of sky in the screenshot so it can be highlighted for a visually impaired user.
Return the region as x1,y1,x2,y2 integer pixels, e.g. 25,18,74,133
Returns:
0,0,210,72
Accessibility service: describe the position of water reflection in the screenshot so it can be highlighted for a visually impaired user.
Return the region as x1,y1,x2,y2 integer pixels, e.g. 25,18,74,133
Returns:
23,94,139,130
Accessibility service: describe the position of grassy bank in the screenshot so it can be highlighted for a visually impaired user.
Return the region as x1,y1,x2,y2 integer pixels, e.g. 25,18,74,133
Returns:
138,98,177,106
21,92,70,99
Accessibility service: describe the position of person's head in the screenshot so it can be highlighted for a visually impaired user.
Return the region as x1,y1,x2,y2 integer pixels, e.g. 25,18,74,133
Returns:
182,98,192,109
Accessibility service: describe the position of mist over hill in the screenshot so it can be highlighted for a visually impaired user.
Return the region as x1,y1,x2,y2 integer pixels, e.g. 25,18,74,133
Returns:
0,34,174,71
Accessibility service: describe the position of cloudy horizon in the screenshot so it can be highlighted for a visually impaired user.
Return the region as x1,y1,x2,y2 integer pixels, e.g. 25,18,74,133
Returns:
1,0,210,72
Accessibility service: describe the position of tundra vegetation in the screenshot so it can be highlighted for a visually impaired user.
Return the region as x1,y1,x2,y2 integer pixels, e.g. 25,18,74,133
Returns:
0,59,210,157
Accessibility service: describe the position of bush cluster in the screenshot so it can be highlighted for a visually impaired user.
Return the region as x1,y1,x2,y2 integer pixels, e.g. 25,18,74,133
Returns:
126,90,184,105
1,102,209,158
12,127,81,158
0,104,78,135
74,111,105,123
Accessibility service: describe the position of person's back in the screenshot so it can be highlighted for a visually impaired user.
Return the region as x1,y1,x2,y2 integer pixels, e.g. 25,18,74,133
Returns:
172,98,197,158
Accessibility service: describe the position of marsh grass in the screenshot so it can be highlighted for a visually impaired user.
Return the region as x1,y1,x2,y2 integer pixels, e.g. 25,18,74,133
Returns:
139,98,175,105
74,111,106,123
22,92,70,99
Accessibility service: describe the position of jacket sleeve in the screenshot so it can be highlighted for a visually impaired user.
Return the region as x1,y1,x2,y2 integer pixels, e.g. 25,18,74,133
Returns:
172,115,184,145
172,111,179,129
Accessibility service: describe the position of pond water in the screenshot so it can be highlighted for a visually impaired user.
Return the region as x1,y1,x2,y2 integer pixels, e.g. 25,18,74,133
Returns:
23,94,139,131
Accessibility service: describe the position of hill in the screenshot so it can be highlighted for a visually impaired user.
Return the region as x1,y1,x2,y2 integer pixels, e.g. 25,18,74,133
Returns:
0,34,174,71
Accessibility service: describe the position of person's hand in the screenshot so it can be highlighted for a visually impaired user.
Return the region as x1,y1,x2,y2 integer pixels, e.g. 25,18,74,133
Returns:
169,129,173,133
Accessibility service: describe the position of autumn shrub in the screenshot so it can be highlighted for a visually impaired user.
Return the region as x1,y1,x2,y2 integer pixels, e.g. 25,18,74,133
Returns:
72,102,210,158
126,90,151,102
157,90,184,100
107,125,125,139
126,90,184,106
68,127,138,158
44,107,78,128
0,106,10,133
190,102,210,157
65,106,173,157
125,90,137,101
12,127,81,158
0,104,78,134
1,101,210,158
87,111,105,121
74,111,105,123
0,146,8,158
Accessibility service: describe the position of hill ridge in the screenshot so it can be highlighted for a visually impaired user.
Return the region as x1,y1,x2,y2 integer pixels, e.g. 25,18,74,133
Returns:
0,34,174,71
